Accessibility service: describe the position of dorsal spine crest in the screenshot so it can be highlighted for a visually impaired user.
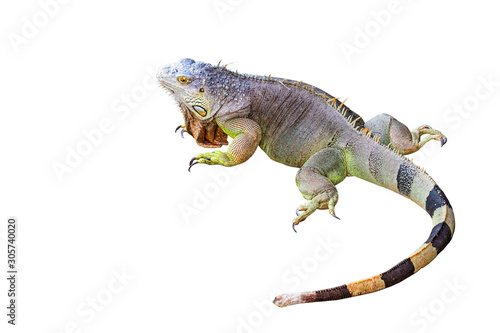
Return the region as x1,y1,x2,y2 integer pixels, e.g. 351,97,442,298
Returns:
218,65,433,169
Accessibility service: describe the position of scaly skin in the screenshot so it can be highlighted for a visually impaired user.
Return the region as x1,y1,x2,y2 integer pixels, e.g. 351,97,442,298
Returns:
157,58,454,307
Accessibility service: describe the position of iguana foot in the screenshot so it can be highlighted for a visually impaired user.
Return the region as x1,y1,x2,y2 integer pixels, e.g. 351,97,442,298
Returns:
295,198,339,220
188,151,235,171
412,125,447,149
175,124,186,138
293,148,345,232
292,190,339,232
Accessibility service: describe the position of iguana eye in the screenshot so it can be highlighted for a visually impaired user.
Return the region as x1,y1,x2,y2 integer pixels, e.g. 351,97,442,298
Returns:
192,105,207,117
199,87,204,93
177,76,190,84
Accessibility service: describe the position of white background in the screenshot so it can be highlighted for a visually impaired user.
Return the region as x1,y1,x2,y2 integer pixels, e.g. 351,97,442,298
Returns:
1,0,499,332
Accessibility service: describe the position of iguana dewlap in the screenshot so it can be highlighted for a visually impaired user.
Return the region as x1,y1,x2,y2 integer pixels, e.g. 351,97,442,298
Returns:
158,58,454,307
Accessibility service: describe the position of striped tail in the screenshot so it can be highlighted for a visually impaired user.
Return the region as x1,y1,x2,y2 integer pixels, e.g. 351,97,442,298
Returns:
273,138,455,307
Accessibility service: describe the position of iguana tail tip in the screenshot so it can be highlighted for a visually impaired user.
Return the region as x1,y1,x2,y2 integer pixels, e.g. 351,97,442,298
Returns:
273,293,302,307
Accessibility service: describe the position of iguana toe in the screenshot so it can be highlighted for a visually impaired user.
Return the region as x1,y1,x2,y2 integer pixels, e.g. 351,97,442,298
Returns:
188,151,234,169
414,127,448,151
188,156,204,172
188,161,198,172
328,197,340,220
417,125,432,130
329,208,340,220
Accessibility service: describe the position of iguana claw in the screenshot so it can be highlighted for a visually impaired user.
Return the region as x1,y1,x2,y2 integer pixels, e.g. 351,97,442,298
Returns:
329,207,340,220
330,212,340,220
188,162,198,172
188,157,198,172
175,125,186,138
292,221,298,233
412,125,448,152
440,137,447,147
188,155,215,171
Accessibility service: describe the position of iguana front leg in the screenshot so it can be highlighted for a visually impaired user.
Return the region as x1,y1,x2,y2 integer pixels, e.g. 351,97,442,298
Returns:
189,117,262,170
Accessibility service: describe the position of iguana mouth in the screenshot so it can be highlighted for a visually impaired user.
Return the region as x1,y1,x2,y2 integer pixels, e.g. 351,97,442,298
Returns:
158,81,179,95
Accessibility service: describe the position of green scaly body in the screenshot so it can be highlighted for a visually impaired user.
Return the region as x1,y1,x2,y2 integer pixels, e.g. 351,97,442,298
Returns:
158,58,454,307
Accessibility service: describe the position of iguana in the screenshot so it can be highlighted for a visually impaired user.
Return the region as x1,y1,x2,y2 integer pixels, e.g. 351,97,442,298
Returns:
157,58,454,307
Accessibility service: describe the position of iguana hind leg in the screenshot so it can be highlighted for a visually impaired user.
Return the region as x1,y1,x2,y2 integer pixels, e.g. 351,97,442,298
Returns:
364,113,447,155
293,148,347,230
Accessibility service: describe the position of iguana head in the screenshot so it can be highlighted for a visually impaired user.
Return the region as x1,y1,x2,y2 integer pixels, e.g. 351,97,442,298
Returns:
157,58,212,118
158,58,250,148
